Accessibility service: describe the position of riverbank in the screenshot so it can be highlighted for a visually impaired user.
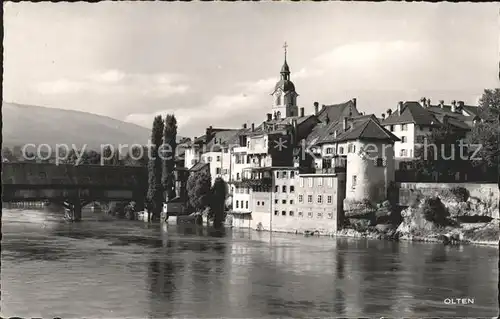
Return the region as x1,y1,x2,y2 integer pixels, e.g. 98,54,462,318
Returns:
334,222,499,247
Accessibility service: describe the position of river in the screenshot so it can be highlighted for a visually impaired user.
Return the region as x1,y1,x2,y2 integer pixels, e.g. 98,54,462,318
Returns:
1,208,498,318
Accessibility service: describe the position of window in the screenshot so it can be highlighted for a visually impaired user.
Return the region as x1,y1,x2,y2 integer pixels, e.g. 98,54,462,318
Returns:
240,201,244,208
389,125,394,132
327,177,333,188
308,178,313,187
307,212,313,218
261,201,265,205
275,186,279,192
281,171,287,178
282,199,286,204
246,156,250,164
276,95,281,105
236,201,239,208
290,200,294,205
400,149,407,157
317,213,323,218
275,199,278,204
216,156,221,162
245,201,248,209
307,195,313,203
236,173,240,180
339,147,344,154
224,148,228,153
257,201,260,206
290,171,295,178
290,186,295,193
317,195,323,204
401,124,408,131
300,178,304,187
352,175,357,189
326,147,333,154
318,178,323,186
222,169,228,174
298,212,303,217
375,158,384,167
401,136,407,143
327,213,333,219
274,210,279,215
282,211,286,216
298,195,303,203
276,171,280,178
348,144,355,153
282,185,287,193
216,168,221,174
289,211,294,217
208,157,212,162
327,196,332,204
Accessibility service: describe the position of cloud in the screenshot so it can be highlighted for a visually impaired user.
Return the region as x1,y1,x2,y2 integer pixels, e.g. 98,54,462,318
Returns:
35,70,190,98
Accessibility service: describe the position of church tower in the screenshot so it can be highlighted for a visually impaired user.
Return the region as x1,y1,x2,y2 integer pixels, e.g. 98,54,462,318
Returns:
271,42,299,119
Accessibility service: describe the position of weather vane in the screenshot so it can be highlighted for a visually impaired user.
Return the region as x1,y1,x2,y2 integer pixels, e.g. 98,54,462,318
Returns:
283,41,288,60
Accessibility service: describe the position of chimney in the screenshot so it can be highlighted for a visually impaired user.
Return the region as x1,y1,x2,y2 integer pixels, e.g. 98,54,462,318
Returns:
205,126,213,143
322,104,326,111
397,101,403,115
381,113,386,119
457,100,464,111
300,107,304,117
351,98,357,107
343,117,349,131
266,113,272,121
251,123,255,132
314,102,319,115
419,97,426,107
439,100,445,108
242,123,247,129
451,100,457,113
426,98,431,108
387,109,393,116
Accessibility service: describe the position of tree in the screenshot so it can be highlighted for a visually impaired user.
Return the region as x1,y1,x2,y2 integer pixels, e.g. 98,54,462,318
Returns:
478,88,500,109
147,115,165,220
466,89,500,171
187,169,212,213
414,125,470,181
162,114,178,202
209,177,228,228
1,147,16,162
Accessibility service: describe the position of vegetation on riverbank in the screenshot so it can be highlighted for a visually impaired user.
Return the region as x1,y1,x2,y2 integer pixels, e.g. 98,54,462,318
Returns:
341,186,499,247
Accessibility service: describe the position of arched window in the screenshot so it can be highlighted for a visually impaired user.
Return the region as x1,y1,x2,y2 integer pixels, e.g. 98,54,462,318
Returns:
276,111,281,119
276,94,281,105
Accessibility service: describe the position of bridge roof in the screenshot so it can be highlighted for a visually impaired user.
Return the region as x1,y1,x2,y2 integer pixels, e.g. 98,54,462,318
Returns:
2,163,148,188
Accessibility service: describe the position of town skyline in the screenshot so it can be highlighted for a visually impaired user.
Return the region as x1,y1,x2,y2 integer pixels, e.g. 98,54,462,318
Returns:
4,2,499,137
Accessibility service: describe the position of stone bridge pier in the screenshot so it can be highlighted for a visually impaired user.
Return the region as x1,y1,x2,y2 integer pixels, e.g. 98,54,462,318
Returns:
62,198,91,222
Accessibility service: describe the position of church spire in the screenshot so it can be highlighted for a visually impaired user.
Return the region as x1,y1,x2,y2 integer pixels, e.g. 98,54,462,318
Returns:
280,41,290,80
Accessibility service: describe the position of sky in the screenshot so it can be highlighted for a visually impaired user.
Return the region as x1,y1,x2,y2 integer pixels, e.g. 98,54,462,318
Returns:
3,2,499,137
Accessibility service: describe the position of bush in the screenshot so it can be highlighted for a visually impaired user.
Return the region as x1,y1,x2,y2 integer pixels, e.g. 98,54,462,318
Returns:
449,186,470,202
421,197,449,226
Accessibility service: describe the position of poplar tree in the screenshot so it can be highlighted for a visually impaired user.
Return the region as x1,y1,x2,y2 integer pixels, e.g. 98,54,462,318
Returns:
147,115,165,220
162,114,178,202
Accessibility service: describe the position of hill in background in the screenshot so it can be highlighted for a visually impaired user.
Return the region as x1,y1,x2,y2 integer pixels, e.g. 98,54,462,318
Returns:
2,102,185,151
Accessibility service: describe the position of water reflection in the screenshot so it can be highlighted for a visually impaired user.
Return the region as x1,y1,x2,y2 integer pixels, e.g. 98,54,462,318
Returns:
1,209,498,318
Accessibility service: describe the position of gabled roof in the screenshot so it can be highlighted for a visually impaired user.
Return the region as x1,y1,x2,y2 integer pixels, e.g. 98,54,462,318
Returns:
245,115,316,137
381,101,438,126
316,117,399,145
189,162,209,172
316,100,360,122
